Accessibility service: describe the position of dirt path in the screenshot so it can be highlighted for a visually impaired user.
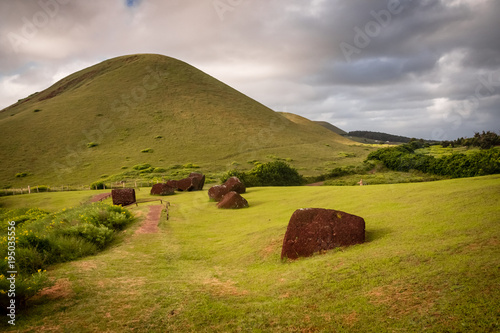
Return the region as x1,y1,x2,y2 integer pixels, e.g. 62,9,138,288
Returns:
89,192,112,202
135,205,163,234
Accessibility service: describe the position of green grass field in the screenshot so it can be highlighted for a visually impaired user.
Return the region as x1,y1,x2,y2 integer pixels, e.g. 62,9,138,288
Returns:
1,175,499,332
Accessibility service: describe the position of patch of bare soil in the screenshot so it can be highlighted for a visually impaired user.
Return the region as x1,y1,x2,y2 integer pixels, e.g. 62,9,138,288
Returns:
35,278,74,300
260,237,282,259
135,205,163,234
341,311,359,327
202,277,248,297
366,281,438,317
89,192,111,203
71,260,98,271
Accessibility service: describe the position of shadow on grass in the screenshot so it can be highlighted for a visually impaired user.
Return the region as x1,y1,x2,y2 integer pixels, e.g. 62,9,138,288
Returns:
365,227,392,243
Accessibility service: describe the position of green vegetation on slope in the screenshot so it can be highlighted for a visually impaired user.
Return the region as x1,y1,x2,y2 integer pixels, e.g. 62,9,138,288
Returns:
0,176,499,331
367,141,500,178
221,160,304,187
0,203,135,310
0,54,370,188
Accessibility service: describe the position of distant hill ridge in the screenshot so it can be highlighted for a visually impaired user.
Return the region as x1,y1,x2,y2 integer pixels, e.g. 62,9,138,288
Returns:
312,122,416,143
0,54,371,186
313,121,347,136
347,131,413,143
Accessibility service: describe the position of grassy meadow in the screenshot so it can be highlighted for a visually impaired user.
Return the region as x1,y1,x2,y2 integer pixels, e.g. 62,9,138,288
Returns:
1,175,499,332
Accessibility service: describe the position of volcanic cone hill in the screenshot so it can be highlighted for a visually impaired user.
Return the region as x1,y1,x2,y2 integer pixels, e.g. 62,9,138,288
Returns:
0,54,370,186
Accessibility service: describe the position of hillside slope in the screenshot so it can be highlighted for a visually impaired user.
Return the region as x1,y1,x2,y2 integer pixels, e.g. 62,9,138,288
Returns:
313,120,347,136
0,54,369,186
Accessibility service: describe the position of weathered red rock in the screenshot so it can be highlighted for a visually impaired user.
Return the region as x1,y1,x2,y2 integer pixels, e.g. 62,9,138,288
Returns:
208,185,228,202
216,191,249,209
224,177,246,194
281,208,365,260
208,176,245,201
176,177,197,191
167,173,205,192
111,188,136,206
189,172,205,190
150,183,176,196
166,179,178,188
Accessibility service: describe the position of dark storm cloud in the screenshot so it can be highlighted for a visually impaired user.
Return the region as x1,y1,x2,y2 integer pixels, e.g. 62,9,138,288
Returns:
0,0,499,139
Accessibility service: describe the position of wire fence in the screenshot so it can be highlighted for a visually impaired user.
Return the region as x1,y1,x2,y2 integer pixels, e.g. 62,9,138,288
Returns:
0,180,163,197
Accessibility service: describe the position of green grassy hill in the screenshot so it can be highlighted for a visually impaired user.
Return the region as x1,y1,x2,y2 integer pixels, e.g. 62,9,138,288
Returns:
1,175,499,331
0,54,371,188
314,120,348,136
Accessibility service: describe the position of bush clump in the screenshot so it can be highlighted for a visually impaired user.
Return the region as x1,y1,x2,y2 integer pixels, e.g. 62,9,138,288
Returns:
221,161,303,187
183,163,200,169
37,185,50,192
367,143,500,178
90,180,108,190
133,163,152,171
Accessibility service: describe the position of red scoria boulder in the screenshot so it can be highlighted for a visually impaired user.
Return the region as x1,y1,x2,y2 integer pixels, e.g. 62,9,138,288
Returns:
166,179,178,189
281,208,365,260
224,177,246,194
111,188,136,206
169,173,205,192
189,172,205,190
150,183,176,196
216,191,249,209
208,185,227,202
176,177,198,191
208,177,245,201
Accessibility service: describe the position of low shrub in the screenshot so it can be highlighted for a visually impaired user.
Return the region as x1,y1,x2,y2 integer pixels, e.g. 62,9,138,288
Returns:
170,164,183,169
183,163,200,169
0,203,135,310
0,270,50,311
87,142,98,148
37,185,50,192
221,161,303,187
367,144,500,178
133,163,152,171
141,148,154,153
44,235,97,262
61,224,114,249
138,167,154,174
90,180,107,190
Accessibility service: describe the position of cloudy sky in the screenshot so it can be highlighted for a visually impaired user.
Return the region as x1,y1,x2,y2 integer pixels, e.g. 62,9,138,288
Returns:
1,0,499,140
